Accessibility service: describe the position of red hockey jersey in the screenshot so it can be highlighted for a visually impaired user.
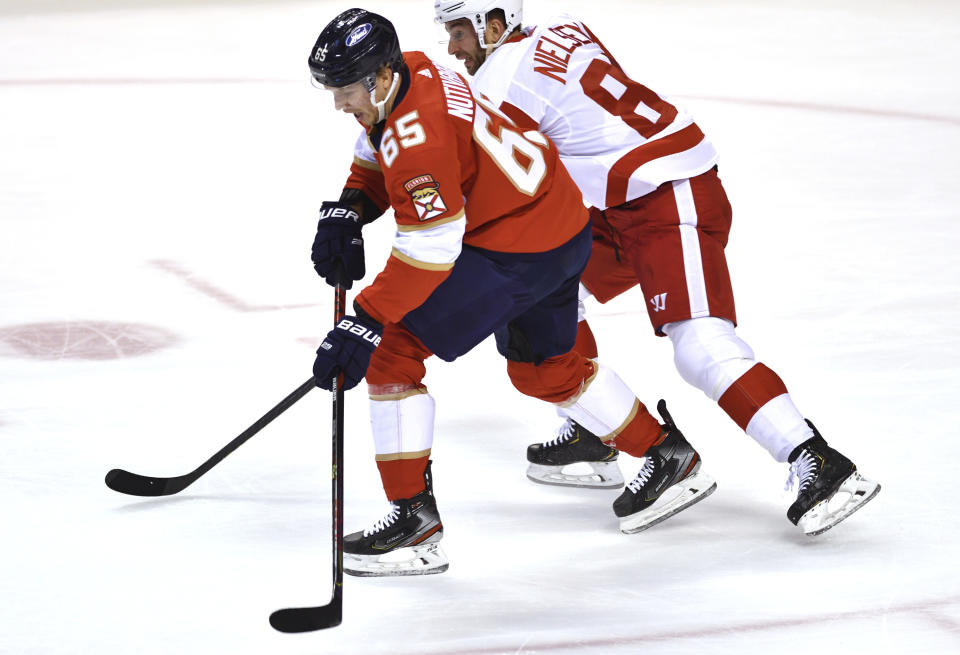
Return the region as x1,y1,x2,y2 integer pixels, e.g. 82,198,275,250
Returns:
343,51,588,326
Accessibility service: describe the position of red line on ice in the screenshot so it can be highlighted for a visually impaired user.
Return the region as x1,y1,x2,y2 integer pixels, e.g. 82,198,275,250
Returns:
150,260,316,313
414,594,960,655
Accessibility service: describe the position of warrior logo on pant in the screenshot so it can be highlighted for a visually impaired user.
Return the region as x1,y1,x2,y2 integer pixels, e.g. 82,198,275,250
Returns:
650,293,667,312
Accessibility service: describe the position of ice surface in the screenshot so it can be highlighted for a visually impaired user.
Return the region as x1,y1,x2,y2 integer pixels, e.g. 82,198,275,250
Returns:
1,1,958,653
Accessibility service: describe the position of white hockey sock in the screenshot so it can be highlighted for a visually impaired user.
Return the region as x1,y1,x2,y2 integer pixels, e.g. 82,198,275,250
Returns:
557,363,641,441
369,390,436,458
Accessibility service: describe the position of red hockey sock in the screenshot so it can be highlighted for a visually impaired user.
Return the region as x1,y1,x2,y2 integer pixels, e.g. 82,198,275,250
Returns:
606,403,663,457
717,363,789,430
376,455,430,501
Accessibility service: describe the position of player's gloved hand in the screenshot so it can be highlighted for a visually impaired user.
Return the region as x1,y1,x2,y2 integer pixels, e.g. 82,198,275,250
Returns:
313,314,382,391
311,201,365,290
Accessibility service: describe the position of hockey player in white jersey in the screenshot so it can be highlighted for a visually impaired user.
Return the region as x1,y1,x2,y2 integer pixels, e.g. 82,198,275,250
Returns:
435,0,881,536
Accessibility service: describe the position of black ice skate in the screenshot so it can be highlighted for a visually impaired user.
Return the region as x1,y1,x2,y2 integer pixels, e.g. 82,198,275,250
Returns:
785,421,881,536
526,419,624,489
344,462,448,577
613,400,716,534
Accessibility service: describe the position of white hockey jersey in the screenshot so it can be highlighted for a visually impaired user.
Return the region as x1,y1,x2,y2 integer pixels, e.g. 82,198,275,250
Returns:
471,15,718,210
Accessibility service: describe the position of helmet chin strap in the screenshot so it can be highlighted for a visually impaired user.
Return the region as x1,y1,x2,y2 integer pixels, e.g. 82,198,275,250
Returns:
371,72,400,123
480,29,510,49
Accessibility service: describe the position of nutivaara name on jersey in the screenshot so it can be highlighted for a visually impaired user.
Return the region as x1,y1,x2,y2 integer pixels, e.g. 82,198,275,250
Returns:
533,22,594,84
436,65,475,122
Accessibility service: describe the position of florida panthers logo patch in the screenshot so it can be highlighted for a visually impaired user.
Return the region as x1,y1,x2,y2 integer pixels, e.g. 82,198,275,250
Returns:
404,174,447,221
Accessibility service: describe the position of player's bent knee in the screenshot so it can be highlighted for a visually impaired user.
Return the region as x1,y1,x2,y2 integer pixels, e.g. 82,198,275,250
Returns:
664,317,756,401
507,352,593,404
366,324,431,388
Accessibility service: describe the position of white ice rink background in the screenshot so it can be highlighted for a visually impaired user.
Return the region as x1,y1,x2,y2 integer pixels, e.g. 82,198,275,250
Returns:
1,0,959,653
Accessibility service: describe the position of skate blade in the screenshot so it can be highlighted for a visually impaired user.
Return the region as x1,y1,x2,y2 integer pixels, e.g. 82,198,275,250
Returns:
526,461,624,489
344,542,450,577
799,472,881,536
620,471,717,534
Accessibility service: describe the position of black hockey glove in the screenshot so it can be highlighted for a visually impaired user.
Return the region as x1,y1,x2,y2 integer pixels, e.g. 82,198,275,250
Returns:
313,314,382,391
311,200,365,290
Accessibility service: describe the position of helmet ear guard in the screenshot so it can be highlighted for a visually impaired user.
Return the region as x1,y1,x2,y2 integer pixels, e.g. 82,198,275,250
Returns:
434,0,522,48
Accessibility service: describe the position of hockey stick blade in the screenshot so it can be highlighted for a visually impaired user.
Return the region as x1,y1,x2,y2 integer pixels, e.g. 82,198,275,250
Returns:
104,468,193,497
269,598,341,633
104,376,316,497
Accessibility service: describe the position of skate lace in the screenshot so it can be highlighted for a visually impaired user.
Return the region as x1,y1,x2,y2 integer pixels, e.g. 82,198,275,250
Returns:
362,503,400,537
627,458,656,494
542,419,576,447
785,451,818,493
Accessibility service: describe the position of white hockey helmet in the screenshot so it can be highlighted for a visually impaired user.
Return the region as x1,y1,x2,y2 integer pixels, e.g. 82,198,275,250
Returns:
434,0,522,48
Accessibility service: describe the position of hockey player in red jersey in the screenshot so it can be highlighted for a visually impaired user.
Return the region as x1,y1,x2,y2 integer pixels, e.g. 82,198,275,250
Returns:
306,8,716,576
434,0,880,536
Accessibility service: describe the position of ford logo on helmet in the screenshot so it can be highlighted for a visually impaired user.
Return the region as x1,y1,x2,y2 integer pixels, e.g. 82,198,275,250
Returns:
346,23,372,47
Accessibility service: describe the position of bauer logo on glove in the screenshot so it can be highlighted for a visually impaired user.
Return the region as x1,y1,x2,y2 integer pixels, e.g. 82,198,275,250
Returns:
319,205,360,223
313,313,383,391
312,200,366,289
335,318,382,347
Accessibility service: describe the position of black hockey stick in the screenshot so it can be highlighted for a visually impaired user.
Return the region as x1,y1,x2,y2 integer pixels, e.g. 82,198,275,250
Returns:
270,284,346,633
104,377,316,497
